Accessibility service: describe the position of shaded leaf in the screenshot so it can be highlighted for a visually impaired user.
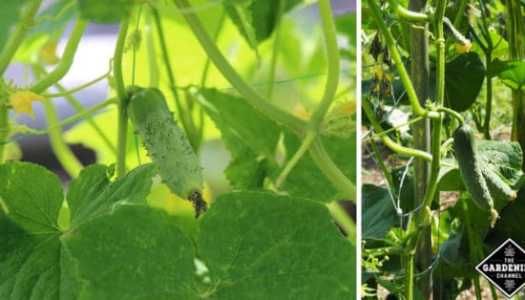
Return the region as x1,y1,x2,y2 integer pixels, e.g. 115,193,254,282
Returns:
0,0,27,53
279,132,356,202
224,0,303,48
444,53,485,112
362,184,398,240
197,88,280,189
77,0,132,23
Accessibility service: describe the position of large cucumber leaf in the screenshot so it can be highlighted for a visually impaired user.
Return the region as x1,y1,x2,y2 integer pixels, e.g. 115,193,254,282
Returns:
1,162,356,299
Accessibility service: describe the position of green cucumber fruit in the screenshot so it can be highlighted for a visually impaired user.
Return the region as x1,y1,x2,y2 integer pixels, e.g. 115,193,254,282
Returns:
453,124,498,226
128,87,206,216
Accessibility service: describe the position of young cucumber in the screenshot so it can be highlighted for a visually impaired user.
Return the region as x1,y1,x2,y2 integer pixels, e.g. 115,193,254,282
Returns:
128,87,206,215
453,125,499,226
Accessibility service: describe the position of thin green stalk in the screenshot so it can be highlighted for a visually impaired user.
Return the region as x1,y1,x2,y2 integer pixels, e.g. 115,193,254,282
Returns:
0,100,8,163
365,115,424,140
452,0,468,28
326,201,356,241
54,83,117,155
173,0,305,133
405,253,415,300
114,19,130,178
42,99,83,177
17,99,117,136
363,100,432,161
200,11,226,87
309,0,340,130
309,138,356,200
369,138,397,193
507,0,525,153
31,20,88,94
462,200,483,300
276,131,316,188
32,64,117,155
484,56,493,139
267,0,286,100
150,7,183,112
387,0,429,22
43,72,109,98
366,0,427,117
145,12,159,87
0,0,43,75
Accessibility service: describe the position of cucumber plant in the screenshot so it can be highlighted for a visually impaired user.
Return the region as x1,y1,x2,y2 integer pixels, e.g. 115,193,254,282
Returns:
363,0,525,299
0,0,356,299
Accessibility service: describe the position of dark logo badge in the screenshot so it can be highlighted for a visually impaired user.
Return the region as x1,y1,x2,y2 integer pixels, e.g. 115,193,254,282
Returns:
476,239,525,298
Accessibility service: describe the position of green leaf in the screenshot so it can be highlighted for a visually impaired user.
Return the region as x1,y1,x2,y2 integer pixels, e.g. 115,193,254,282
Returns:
0,162,63,233
444,53,486,112
198,191,355,299
493,60,525,90
362,184,398,240
1,162,193,299
197,88,280,189
224,0,303,47
70,164,157,225
0,220,70,299
66,164,110,225
0,0,27,53
77,0,132,23
279,132,356,202
488,189,525,247
62,205,195,299
438,140,524,192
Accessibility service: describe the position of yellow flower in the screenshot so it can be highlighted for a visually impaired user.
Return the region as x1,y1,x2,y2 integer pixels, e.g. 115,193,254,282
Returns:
9,91,45,116
455,40,472,54
39,40,59,65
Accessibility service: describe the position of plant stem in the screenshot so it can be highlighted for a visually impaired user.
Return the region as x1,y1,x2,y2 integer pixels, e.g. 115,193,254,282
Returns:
506,0,525,170
0,99,8,163
42,99,83,177
453,0,468,28
309,0,340,130
326,201,356,241
54,83,117,155
0,0,43,75
363,99,432,161
267,0,285,100
18,99,117,136
405,253,415,300
309,138,356,200
276,131,316,188
173,0,305,133
150,8,183,113
31,20,88,94
114,19,130,178
483,54,493,139
366,0,427,117
31,64,117,155
43,72,109,98
387,0,429,22
462,199,483,300
200,11,226,87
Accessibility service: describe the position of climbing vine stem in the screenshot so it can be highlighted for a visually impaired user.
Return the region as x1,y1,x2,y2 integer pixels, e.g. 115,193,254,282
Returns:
114,18,130,178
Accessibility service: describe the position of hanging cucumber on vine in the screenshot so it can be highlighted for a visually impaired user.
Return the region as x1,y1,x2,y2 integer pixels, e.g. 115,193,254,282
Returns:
128,86,206,217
